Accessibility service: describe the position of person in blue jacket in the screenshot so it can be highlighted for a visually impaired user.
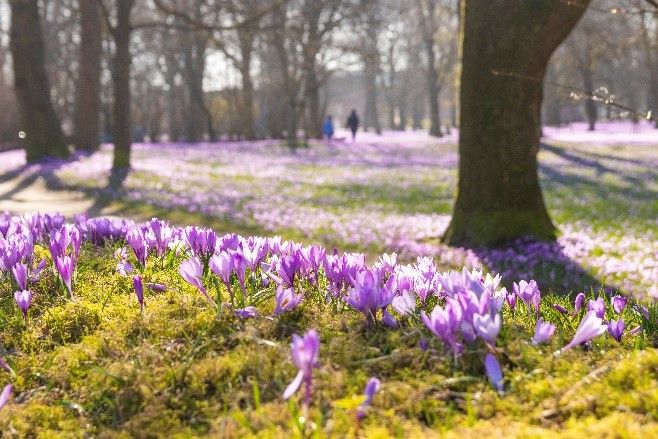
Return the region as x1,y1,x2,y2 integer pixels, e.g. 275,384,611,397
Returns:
322,115,335,140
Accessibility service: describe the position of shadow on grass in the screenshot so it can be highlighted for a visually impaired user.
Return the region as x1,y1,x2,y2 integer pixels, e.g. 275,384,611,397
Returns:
540,142,657,189
466,237,617,297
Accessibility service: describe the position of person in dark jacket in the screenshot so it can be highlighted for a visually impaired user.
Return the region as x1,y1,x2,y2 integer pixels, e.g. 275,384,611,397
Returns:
346,109,359,141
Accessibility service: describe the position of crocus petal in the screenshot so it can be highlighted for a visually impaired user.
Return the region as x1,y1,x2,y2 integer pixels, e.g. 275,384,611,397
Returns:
364,377,381,403
532,318,556,346
0,384,12,410
484,353,504,394
235,306,258,319
555,311,608,355
283,370,304,400
612,295,627,314
133,275,144,308
0,357,12,375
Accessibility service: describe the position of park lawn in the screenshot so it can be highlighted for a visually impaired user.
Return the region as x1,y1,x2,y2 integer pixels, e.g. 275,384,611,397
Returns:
46,137,658,298
0,135,656,436
0,238,656,437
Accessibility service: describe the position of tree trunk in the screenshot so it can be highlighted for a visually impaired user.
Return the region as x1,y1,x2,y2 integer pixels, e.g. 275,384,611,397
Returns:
412,98,422,130
303,37,322,139
639,12,658,128
111,0,134,174
419,0,442,137
363,60,381,134
238,30,256,140
582,69,597,131
76,0,102,153
183,40,206,142
9,0,68,162
164,42,180,142
398,97,407,130
443,0,590,247
286,100,301,147
305,78,322,139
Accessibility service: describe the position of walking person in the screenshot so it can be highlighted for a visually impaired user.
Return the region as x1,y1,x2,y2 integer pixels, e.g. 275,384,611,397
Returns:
346,109,359,141
322,115,335,141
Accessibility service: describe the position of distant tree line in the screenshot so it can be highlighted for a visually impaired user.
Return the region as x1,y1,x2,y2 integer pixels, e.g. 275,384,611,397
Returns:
1,0,657,244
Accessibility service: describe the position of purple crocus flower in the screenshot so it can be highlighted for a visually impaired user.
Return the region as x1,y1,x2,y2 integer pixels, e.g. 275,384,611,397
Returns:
382,309,398,328
274,286,303,315
346,269,396,321
357,377,381,420
235,306,258,319
14,290,33,320
210,252,233,284
55,255,74,297
574,293,586,312
231,252,249,295
421,301,462,354
377,253,397,274
0,384,12,410
277,253,302,288
505,289,517,310
31,259,47,281
473,313,501,345
532,318,556,346
513,280,540,312
146,283,167,293
133,275,144,312
184,227,217,258
126,229,148,267
555,311,608,355
69,226,82,261
612,295,627,314
179,258,214,305
114,247,128,260
363,377,381,403
553,303,569,315
391,291,416,316
11,263,27,290
587,297,606,319
116,260,133,277
608,319,625,342
484,353,504,395
283,329,320,406
0,356,12,374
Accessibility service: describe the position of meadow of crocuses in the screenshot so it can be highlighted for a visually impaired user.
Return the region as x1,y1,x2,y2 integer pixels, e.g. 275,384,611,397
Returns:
0,127,656,435
0,212,656,436
3,128,655,298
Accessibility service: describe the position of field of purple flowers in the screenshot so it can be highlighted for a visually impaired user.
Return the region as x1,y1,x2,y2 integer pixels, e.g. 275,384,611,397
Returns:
0,127,656,435
0,212,656,436
1,127,655,298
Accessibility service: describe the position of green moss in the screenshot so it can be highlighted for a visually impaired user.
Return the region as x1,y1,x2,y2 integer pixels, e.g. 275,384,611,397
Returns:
0,245,655,436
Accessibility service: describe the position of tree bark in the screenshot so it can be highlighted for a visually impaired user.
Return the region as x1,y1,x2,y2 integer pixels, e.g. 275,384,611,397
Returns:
111,0,134,174
76,0,103,152
443,0,590,247
302,11,322,139
398,96,407,130
639,12,658,128
582,68,597,131
418,0,442,137
363,59,381,134
183,35,209,141
9,0,68,162
238,29,256,140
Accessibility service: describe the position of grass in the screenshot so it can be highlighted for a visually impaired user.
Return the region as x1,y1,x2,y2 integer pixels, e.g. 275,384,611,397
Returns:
0,240,656,436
